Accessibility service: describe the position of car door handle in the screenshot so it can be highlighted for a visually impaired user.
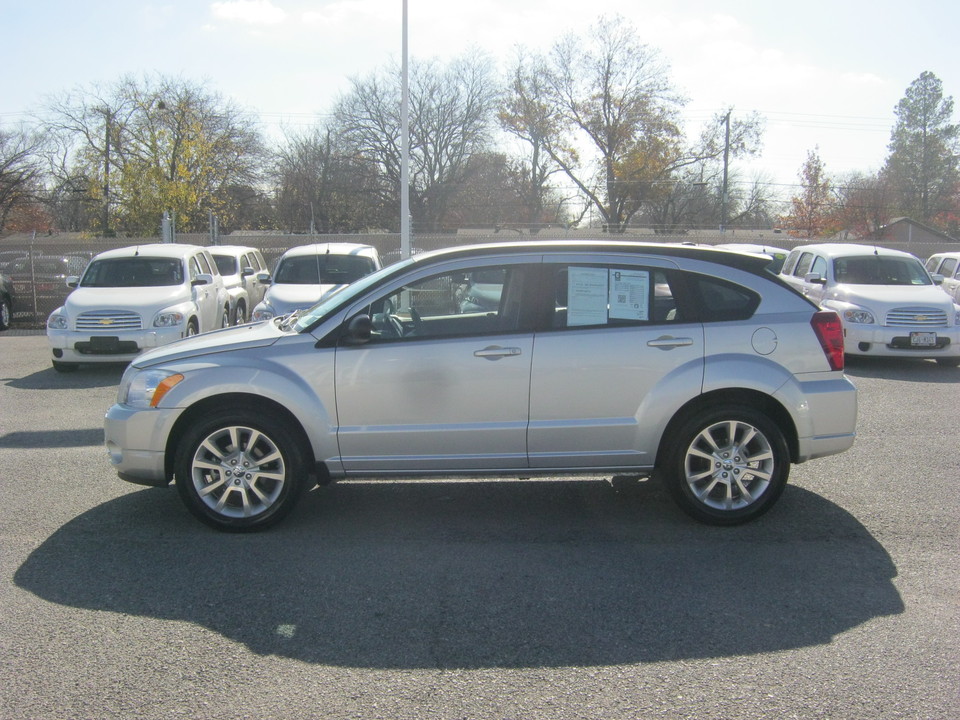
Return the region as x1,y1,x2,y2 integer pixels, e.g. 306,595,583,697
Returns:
647,336,694,350
474,345,522,360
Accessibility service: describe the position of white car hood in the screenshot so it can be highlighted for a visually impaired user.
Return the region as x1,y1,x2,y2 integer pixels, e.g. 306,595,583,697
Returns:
263,283,345,315
65,286,188,316
828,284,956,309
132,320,283,368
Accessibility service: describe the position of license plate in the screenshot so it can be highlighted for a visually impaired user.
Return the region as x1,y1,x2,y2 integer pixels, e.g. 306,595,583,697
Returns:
910,332,937,347
90,336,120,351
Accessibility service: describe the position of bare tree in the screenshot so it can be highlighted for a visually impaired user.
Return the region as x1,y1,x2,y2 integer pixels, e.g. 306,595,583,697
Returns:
335,54,499,232
0,125,46,232
501,16,763,233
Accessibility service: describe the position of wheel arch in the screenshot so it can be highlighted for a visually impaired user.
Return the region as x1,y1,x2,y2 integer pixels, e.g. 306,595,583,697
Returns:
164,393,320,482
654,388,799,468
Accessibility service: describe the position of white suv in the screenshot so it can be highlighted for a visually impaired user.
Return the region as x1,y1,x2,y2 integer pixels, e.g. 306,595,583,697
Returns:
252,243,381,321
209,245,268,325
924,251,960,304
779,243,960,365
47,243,229,372
104,241,857,532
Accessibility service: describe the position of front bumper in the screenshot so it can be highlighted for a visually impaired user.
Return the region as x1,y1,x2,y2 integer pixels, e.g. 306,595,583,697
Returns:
842,324,960,358
48,326,186,364
104,402,184,486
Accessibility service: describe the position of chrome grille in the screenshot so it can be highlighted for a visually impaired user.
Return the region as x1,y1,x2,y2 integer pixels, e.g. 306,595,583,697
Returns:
885,306,948,327
76,310,143,331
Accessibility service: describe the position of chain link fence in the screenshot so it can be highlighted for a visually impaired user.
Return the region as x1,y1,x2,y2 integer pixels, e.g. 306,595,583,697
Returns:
1,229,955,332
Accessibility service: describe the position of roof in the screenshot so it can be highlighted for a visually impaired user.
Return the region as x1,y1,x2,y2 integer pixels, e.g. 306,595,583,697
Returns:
280,242,379,259
91,243,210,261
788,242,918,259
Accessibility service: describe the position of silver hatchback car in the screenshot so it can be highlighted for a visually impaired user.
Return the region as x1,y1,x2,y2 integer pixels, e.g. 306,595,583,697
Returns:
104,241,857,531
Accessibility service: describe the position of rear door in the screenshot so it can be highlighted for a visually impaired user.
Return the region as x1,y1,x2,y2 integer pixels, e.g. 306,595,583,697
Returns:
527,256,704,469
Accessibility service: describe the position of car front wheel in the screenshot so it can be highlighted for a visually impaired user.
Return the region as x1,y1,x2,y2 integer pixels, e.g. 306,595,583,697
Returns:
0,296,10,330
174,408,307,532
663,406,789,525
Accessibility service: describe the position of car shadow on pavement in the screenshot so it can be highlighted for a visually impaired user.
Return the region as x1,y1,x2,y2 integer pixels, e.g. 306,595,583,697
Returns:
843,356,960,382
14,477,903,669
4,363,126,390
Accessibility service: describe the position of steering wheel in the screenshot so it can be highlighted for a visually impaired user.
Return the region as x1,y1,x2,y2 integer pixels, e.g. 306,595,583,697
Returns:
386,314,405,338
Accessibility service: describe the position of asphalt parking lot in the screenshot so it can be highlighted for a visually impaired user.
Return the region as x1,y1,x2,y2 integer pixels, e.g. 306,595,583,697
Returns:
1,332,958,720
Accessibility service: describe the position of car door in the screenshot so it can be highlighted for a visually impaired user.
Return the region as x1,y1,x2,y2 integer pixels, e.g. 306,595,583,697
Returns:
334,259,539,473
527,258,704,469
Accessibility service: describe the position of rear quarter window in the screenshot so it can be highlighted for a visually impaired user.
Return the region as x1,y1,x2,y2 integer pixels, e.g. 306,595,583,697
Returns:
688,275,760,322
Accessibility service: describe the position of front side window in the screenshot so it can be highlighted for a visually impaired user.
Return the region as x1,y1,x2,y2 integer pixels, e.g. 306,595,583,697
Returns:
357,264,533,341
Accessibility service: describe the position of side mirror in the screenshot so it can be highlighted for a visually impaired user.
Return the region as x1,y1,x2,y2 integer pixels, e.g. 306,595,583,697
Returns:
931,273,945,285
192,273,213,287
804,272,827,286
343,314,373,345
256,271,272,285
66,275,80,289
241,266,255,277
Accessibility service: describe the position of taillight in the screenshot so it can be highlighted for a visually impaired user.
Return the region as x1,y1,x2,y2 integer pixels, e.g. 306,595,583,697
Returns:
811,310,845,371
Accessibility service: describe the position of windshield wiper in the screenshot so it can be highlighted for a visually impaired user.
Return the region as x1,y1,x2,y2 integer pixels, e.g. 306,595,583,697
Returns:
279,309,303,331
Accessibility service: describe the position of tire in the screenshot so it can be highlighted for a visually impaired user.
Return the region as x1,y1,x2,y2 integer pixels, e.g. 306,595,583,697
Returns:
174,408,307,532
662,406,790,526
186,319,199,337
52,360,79,373
0,296,10,330
234,302,247,326
221,306,230,328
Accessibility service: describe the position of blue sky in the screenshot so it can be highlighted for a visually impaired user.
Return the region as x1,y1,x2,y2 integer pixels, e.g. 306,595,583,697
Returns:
2,0,957,190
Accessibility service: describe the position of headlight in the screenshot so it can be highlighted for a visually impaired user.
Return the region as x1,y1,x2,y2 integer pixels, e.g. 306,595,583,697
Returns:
842,307,875,324
122,369,185,408
154,312,185,328
47,312,68,330
252,304,275,321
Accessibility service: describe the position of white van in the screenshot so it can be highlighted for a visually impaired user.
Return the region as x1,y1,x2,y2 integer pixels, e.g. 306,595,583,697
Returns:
46,244,229,372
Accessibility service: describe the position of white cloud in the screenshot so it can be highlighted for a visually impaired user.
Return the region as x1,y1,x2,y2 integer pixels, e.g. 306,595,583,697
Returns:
210,0,286,25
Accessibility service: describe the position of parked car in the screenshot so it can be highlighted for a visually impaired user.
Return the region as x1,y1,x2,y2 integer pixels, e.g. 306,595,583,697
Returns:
251,243,382,321
104,240,857,532
209,245,268,325
716,243,788,274
46,243,229,372
779,243,960,365
6,254,90,317
0,271,13,331
924,251,960,304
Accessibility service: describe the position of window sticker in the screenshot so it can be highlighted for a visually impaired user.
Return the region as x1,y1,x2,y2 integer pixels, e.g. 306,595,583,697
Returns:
567,267,609,326
609,269,650,321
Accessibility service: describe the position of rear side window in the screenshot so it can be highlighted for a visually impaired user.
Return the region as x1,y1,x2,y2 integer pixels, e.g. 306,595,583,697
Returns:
939,258,958,278
546,265,683,328
688,275,760,322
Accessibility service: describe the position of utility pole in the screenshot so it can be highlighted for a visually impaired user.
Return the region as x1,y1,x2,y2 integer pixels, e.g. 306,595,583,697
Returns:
720,110,731,233
400,0,411,259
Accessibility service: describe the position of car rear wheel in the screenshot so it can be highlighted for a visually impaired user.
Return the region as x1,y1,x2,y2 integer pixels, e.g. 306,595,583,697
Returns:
234,302,247,325
174,408,307,532
663,406,789,525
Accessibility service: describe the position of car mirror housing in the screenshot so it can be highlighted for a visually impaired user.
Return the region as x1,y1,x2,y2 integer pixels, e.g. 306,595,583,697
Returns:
241,266,255,277
256,271,272,284
343,314,373,345
931,273,944,285
191,273,213,287
66,275,80,289
804,272,827,285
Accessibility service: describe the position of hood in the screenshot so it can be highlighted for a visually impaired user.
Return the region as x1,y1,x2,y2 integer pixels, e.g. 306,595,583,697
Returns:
133,320,283,368
65,286,187,316
828,284,957,309
263,283,345,315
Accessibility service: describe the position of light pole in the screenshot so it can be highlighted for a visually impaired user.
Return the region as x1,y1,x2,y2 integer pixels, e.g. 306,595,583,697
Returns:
720,110,730,233
400,0,411,259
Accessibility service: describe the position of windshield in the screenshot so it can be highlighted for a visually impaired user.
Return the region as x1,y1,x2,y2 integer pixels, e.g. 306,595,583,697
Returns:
292,258,412,333
274,254,376,285
833,255,931,286
80,257,184,287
